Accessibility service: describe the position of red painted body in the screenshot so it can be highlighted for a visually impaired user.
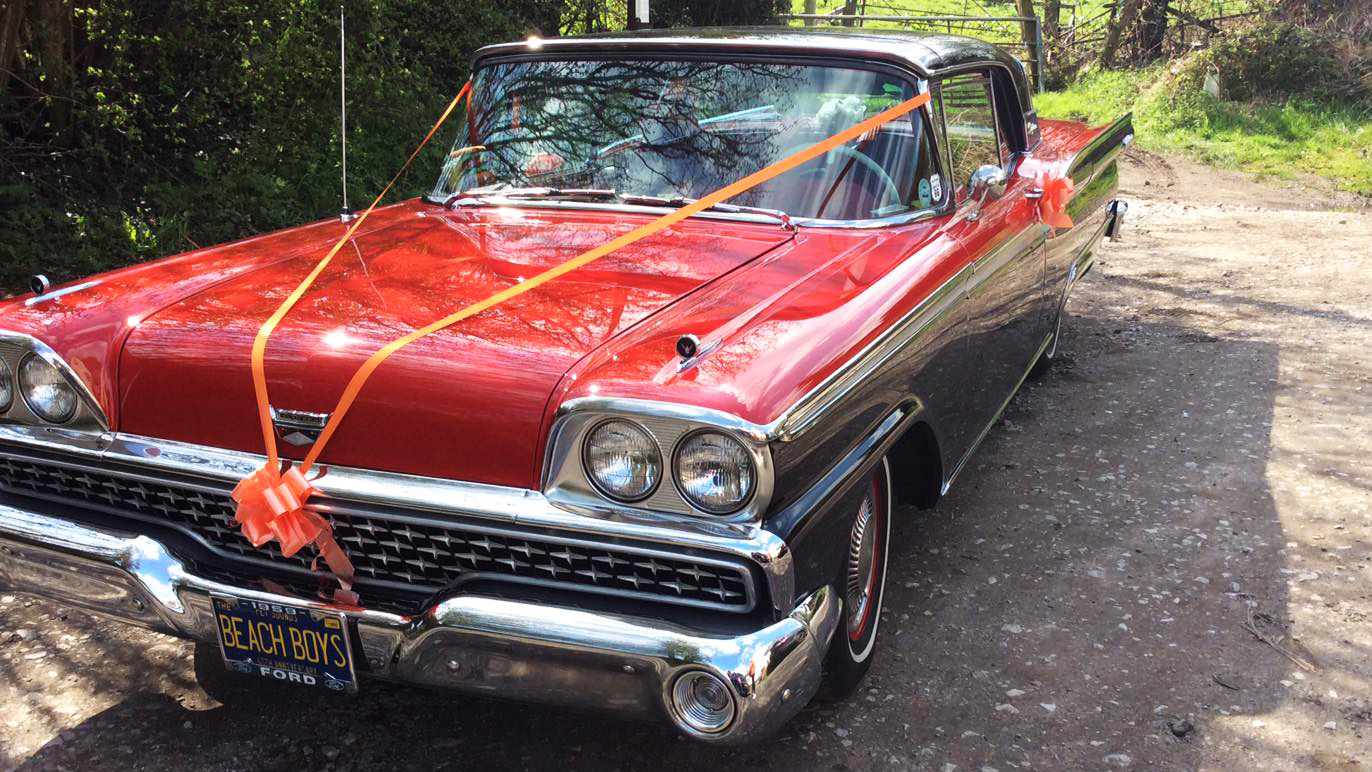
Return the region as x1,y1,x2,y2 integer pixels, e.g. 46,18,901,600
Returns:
0,123,1106,489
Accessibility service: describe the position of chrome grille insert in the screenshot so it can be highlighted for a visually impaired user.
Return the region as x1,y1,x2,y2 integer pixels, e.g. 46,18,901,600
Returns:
0,454,754,612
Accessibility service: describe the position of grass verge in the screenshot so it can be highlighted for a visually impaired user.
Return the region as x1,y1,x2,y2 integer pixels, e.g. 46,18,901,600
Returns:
1036,65,1372,196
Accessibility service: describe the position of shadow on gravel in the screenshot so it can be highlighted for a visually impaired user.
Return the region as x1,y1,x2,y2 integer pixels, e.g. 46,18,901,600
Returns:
13,314,1296,772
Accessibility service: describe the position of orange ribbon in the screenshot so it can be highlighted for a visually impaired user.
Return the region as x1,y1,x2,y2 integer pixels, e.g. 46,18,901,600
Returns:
233,81,473,599
231,465,319,555
1035,170,1075,230
240,84,932,601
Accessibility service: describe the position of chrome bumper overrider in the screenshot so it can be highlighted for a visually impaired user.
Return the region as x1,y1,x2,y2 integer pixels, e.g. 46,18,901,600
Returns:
0,501,838,743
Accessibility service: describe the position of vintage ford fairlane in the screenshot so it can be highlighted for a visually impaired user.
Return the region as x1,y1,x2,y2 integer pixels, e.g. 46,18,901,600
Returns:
0,28,1129,742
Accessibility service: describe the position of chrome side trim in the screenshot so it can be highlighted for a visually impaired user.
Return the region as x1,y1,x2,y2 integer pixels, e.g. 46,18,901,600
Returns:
0,504,834,744
552,259,969,471
0,426,798,616
0,330,110,433
767,261,971,441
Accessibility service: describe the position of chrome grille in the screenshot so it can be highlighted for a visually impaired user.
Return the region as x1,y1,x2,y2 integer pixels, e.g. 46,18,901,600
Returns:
0,455,754,611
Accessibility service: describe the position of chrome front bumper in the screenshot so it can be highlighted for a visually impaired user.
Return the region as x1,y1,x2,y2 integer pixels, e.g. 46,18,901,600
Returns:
0,500,838,744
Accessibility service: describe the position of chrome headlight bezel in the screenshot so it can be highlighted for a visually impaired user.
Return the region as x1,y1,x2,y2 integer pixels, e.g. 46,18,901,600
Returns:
543,398,774,525
0,357,13,413
0,331,108,433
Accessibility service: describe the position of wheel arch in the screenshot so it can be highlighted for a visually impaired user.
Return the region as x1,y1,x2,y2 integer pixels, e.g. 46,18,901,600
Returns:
887,418,943,510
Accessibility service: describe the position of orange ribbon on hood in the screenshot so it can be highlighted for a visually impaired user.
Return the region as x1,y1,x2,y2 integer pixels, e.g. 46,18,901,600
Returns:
232,81,473,601
1034,170,1075,231
238,84,932,603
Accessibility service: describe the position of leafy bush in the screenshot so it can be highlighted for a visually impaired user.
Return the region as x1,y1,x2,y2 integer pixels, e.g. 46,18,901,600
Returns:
1,1,542,292
1196,21,1350,102
1037,61,1372,196
0,1,784,293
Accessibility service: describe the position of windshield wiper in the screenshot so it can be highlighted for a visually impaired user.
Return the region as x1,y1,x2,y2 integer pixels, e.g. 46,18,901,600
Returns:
619,193,796,231
444,187,619,208
444,187,796,231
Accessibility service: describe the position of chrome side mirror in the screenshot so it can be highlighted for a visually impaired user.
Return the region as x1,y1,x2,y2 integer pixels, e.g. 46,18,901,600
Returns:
965,164,1008,221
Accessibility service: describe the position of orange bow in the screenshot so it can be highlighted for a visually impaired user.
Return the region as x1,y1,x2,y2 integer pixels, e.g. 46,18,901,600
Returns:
1036,171,1075,231
231,464,357,604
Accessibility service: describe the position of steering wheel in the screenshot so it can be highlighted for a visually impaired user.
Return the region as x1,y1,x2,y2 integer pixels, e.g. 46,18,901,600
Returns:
780,142,903,217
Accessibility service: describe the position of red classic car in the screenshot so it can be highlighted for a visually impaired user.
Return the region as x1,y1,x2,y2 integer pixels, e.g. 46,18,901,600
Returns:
0,28,1129,742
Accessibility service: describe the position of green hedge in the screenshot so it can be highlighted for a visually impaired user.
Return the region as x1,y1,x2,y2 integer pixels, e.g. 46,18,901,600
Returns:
2,1,545,291
1,1,785,293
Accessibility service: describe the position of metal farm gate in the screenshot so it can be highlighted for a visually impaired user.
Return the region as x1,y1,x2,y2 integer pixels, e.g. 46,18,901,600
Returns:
780,7,1050,92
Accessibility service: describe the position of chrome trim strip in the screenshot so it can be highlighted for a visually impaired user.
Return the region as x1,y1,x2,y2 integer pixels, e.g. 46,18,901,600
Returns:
23,280,102,307
0,330,110,433
0,504,835,743
767,261,971,441
552,260,970,469
0,426,797,616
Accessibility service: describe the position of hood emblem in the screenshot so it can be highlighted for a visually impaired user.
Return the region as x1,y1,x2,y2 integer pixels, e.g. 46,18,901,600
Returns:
270,406,331,447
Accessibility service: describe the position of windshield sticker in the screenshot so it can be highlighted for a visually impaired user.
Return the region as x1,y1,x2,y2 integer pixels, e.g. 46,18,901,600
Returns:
917,179,932,209
930,174,943,202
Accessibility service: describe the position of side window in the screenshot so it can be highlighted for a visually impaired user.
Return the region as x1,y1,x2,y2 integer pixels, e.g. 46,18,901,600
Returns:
938,73,1002,204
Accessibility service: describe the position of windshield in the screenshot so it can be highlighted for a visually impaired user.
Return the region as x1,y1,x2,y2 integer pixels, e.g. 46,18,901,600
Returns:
432,58,940,220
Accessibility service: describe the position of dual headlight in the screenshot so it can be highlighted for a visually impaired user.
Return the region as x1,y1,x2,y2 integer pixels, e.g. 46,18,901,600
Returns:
0,354,78,424
583,419,756,514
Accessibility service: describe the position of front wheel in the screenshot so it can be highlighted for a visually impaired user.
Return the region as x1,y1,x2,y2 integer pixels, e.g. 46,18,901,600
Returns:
822,456,892,698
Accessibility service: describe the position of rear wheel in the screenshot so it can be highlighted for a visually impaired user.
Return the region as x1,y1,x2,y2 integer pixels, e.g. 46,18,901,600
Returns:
822,456,892,698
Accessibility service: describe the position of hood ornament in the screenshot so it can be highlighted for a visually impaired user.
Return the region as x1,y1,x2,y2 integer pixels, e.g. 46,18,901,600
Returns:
270,406,331,447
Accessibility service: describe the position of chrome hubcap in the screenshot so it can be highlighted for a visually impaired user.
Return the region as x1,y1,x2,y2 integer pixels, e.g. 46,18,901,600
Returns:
845,486,878,635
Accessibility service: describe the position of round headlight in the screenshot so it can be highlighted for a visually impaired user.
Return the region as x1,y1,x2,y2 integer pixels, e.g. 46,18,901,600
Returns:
0,358,12,413
19,354,77,423
673,431,755,514
583,419,661,502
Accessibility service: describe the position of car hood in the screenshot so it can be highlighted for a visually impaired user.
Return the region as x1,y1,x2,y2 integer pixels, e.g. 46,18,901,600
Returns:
117,201,792,487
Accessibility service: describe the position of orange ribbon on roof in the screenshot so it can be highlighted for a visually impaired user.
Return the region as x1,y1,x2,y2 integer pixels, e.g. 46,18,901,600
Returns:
237,84,932,602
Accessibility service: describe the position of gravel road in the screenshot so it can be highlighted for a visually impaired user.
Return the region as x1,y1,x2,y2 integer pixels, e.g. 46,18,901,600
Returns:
2,154,1370,772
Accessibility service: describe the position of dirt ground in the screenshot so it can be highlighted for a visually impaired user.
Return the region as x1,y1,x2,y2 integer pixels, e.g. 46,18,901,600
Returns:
2,154,1370,771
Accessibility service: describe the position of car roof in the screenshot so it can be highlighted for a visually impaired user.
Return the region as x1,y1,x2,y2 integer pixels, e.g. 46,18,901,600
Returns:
472,26,1029,92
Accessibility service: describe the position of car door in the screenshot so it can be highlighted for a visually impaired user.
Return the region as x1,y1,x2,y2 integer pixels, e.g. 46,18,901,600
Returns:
938,69,1050,452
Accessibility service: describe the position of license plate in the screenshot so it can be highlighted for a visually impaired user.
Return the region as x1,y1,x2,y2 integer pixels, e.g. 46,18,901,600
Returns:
211,594,357,693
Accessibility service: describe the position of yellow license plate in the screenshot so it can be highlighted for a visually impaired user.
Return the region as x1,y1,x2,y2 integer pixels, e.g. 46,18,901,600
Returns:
211,594,356,692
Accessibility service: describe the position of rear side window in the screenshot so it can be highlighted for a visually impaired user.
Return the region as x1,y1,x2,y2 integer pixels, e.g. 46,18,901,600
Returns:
938,73,1003,203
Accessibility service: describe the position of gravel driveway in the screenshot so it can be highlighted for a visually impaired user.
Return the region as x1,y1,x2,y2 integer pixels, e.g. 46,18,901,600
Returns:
2,154,1370,772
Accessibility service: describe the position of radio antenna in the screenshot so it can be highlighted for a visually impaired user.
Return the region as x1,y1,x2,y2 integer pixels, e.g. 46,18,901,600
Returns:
339,6,354,223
